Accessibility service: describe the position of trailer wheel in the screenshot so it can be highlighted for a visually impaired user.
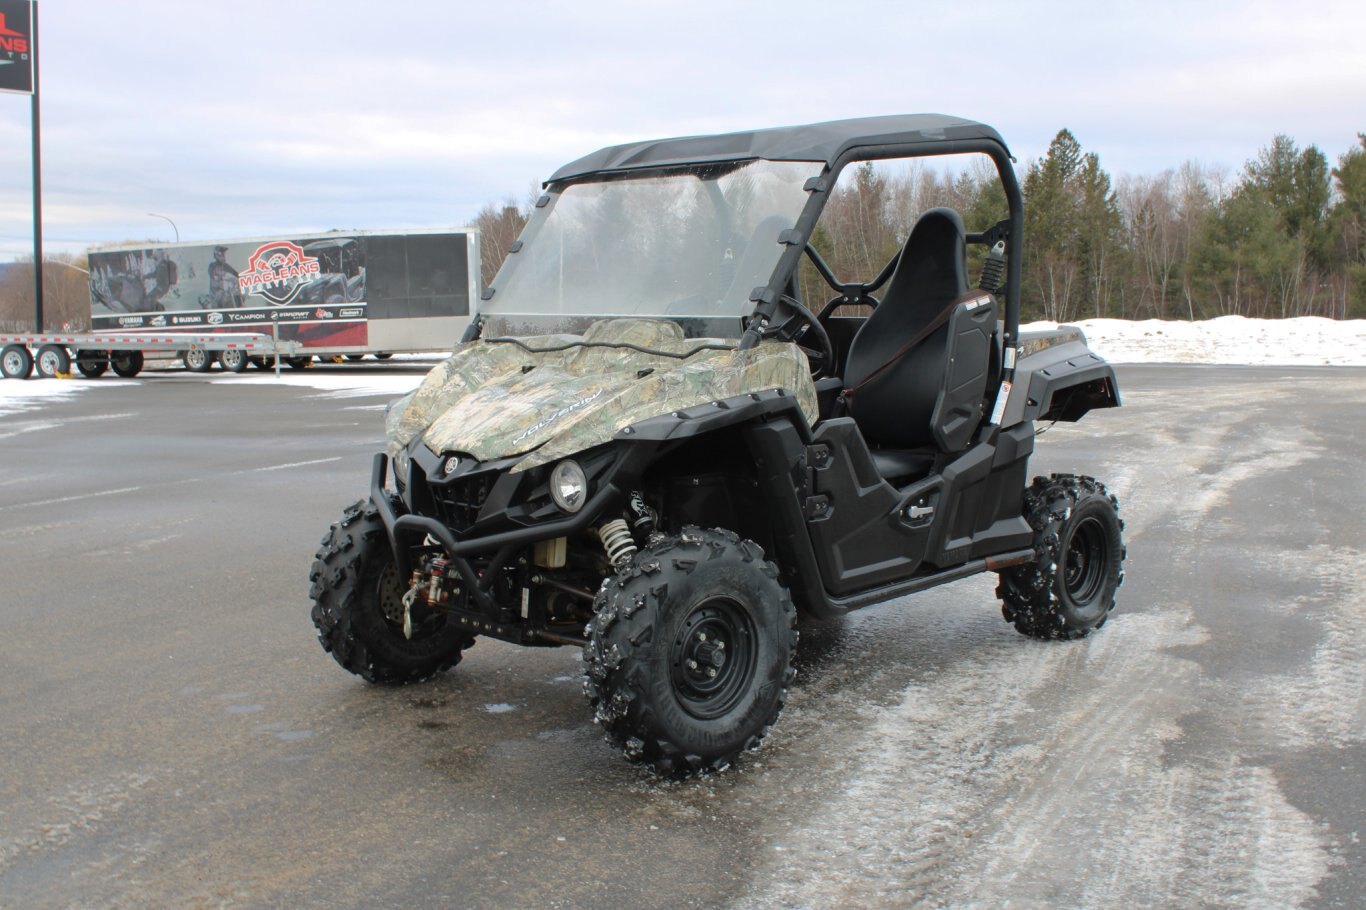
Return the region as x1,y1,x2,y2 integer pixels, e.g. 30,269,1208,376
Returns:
2,344,34,379
183,349,215,373
75,350,109,378
285,356,311,370
35,345,71,379
345,354,365,362
374,352,393,361
110,350,144,378
219,349,250,373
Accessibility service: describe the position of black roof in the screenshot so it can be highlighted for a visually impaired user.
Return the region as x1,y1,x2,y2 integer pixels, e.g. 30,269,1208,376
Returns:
547,114,1008,184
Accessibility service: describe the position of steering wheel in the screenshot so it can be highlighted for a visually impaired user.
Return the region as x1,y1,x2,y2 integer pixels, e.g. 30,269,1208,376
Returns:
762,296,836,379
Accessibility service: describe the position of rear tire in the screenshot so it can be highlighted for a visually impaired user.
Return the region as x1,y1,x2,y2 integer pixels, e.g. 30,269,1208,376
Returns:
583,527,798,776
35,345,71,378
998,474,1125,640
309,498,475,684
76,350,109,378
110,350,144,377
1,344,33,379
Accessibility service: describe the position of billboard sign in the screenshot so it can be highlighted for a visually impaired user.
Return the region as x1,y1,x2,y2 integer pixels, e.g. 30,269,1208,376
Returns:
88,235,370,348
0,0,34,95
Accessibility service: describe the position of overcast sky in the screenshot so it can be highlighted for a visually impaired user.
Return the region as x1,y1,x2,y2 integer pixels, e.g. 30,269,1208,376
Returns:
1,0,1363,261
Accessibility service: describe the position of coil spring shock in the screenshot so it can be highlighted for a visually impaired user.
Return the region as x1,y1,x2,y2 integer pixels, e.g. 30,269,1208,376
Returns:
979,240,1006,293
598,519,637,568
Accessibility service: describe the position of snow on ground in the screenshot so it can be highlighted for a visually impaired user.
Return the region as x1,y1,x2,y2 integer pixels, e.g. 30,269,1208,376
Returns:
1023,315,1366,366
0,376,94,419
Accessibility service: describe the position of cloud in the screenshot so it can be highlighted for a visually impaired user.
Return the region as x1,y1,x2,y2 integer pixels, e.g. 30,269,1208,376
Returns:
1,0,1363,260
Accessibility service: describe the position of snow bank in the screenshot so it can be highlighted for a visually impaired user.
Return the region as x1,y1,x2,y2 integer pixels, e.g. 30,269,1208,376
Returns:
1022,315,1366,366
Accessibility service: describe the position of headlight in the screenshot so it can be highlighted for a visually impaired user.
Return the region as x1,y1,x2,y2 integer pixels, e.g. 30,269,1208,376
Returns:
394,447,412,489
549,459,587,513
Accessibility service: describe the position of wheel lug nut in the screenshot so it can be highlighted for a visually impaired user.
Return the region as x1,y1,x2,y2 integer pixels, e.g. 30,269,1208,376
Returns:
687,660,698,670
716,641,725,651
706,668,717,678
698,632,707,642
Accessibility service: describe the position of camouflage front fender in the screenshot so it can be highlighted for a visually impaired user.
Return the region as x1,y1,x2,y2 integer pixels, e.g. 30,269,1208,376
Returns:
386,318,819,472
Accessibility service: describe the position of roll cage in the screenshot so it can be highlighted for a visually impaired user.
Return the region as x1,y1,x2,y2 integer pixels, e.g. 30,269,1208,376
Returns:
538,114,1025,389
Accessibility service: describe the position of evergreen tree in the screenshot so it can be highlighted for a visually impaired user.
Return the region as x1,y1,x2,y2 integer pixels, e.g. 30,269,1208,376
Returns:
1327,135,1366,317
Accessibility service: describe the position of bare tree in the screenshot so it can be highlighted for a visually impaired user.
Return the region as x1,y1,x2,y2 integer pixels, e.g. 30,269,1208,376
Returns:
0,253,92,331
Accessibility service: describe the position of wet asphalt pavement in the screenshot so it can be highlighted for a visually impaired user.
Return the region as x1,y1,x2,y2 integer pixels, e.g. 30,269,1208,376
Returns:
0,363,1362,909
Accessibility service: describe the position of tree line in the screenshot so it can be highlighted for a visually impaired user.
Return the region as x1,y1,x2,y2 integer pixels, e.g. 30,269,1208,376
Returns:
475,129,1366,322
4,129,1361,332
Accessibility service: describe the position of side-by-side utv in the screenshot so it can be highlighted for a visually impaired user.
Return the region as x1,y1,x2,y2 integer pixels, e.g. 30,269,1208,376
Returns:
308,114,1125,775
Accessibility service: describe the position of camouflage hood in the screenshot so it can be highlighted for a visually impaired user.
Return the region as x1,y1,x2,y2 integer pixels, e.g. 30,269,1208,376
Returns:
387,319,819,473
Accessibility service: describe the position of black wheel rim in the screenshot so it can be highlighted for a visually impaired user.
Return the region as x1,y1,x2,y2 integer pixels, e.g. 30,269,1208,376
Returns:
374,561,445,641
1063,516,1107,606
670,596,757,720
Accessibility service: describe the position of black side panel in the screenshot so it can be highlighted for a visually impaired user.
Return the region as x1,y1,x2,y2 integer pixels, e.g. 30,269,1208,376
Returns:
932,296,996,452
934,422,1034,565
805,419,927,594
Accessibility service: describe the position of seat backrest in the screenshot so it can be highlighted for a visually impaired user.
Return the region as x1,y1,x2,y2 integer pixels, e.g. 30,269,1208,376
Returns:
843,208,968,449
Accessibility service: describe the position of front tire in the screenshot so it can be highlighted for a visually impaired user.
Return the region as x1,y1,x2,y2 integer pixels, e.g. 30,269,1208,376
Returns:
583,527,798,775
1,344,33,379
998,474,1125,640
184,348,216,372
219,349,250,373
309,498,474,684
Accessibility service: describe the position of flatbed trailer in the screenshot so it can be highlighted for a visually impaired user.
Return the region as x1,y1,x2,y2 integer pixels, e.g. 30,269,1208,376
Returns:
0,332,302,379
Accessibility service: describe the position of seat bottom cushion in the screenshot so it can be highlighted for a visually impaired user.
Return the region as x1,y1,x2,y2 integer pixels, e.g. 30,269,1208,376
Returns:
869,447,936,483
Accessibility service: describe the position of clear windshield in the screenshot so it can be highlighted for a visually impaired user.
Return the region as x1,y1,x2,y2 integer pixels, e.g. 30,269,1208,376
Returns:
483,159,822,324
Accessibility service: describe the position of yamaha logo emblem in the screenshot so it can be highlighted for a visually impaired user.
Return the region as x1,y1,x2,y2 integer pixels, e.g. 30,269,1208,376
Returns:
443,457,460,475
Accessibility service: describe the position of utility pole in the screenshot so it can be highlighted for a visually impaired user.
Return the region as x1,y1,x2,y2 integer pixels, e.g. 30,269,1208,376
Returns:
29,1,41,331
1,1,41,330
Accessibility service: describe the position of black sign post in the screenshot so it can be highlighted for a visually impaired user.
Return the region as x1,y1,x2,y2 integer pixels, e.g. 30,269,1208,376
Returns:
0,0,39,330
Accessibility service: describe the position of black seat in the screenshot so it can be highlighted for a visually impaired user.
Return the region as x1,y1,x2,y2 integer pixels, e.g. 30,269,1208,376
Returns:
843,208,968,455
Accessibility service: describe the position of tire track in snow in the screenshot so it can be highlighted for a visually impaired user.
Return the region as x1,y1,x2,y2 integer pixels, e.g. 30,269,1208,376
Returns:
733,610,1329,910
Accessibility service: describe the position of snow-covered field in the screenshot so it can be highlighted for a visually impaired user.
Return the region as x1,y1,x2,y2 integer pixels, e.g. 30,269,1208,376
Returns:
1,318,1362,420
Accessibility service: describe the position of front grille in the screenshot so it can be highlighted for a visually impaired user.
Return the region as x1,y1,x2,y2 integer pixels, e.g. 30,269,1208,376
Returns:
430,472,493,533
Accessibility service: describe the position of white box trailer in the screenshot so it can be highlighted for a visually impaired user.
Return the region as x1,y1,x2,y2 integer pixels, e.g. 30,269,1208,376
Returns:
75,228,478,373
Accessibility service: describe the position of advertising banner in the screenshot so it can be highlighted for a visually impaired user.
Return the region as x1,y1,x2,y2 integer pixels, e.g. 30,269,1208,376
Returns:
89,235,371,348
0,0,34,95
